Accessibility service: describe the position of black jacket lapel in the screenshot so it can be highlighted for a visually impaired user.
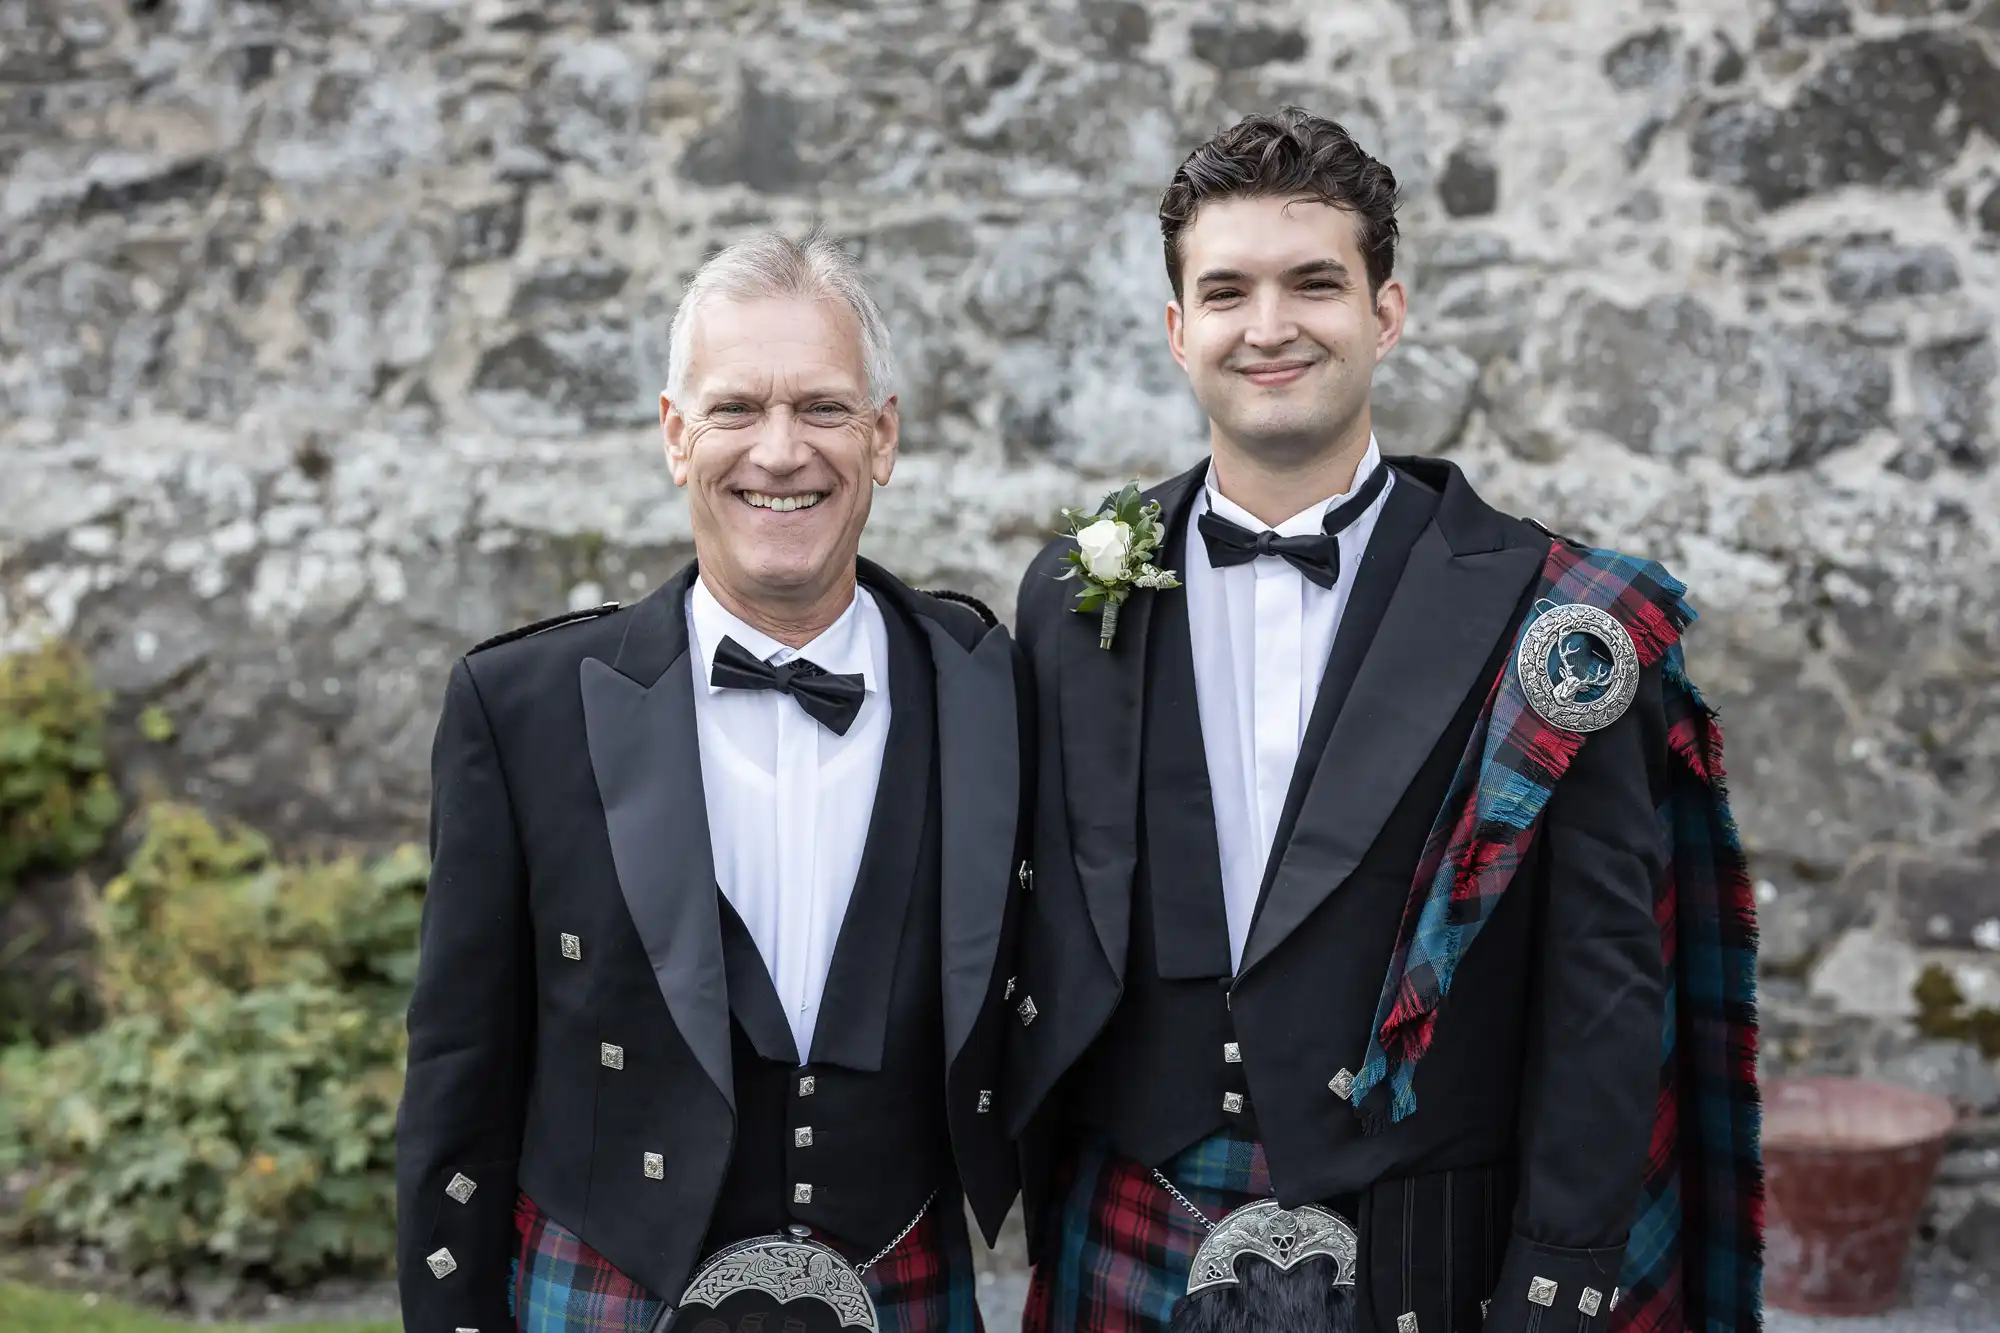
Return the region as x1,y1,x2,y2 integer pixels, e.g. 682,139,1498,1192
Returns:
1143,506,1232,980
1055,463,1207,983
809,584,934,1072
579,562,736,1108
1250,469,1441,920
862,560,1020,1072
718,894,801,1066
1238,460,1550,978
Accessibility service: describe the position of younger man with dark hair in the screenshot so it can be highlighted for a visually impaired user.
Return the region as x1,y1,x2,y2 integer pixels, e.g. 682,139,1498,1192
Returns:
1005,108,1761,1333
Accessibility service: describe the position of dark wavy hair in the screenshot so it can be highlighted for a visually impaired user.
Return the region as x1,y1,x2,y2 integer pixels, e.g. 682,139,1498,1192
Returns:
1158,107,1401,304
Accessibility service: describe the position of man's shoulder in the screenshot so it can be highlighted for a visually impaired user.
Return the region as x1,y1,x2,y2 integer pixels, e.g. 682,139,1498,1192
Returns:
907,586,1001,647
858,558,1002,649
469,601,625,655
460,600,632,687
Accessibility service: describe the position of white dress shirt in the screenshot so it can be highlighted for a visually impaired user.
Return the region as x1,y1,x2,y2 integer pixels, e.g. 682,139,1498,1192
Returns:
1183,436,1395,970
686,578,891,1061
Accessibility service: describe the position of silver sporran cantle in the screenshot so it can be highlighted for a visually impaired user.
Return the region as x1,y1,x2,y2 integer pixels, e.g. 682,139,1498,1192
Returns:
1155,1174,1362,1333
654,1232,877,1333
1186,1200,1359,1298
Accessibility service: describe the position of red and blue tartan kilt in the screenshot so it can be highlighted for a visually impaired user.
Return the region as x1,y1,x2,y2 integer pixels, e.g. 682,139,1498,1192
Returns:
1022,1129,1273,1333
509,1190,985,1332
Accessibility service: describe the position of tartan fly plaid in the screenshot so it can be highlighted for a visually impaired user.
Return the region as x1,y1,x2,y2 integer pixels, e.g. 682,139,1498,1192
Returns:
1022,1129,1272,1333
1349,541,1763,1333
509,1190,984,1333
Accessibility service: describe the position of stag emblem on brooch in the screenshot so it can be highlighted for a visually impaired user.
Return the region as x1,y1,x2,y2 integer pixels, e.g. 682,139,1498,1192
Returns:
1516,602,1640,733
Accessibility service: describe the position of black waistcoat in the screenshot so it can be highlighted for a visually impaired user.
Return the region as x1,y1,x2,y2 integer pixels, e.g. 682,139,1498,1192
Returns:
702,595,952,1259
1066,475,1440,1167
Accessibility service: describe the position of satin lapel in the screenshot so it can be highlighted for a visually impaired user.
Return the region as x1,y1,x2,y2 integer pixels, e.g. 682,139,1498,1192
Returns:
718,893,800,1066
1055,463,1206,982
924,614,1019,1070
1251,473,1440,915
810,592,933,1073
578,563,735,1108
1237,482,1547,978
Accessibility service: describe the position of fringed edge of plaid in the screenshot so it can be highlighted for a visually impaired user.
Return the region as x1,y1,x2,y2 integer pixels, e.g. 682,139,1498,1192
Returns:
1348,540,1696,1131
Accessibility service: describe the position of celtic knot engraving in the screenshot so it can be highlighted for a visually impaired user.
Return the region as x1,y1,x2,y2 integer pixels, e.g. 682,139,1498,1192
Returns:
1186,1200,1359,1298
676,1236,878,1331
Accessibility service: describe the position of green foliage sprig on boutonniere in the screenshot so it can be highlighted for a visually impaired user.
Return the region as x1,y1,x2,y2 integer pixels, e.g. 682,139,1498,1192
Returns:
1057,482,1182,650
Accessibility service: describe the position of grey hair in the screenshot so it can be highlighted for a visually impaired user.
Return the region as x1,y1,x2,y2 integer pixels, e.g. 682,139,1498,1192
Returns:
664,225,899,408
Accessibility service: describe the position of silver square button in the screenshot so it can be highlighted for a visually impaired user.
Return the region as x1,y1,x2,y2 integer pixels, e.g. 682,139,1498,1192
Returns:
1397,1315,1419,1333
795,1126,814,1147
600,1042,624,1070
1017,996,1038,1026
426,1247,457,1278
799,1075,816,1096
1328,1068,1355,1100
1223,1042,1241,1064
977,1090,993,1113
1579,1287,1603,1316
1528,1276,1558,1307
444,1172,477,1204
1222,1092,1245,1114
560,933,582,961
794,1183,813,1204
643,1152,664,1179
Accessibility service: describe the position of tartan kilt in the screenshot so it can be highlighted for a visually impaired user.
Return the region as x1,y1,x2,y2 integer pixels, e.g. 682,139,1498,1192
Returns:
509,1190,984,1332
1022,1129,1273,1333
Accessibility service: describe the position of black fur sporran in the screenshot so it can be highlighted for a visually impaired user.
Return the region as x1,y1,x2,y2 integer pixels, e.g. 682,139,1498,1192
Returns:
1166,1254,1359,1333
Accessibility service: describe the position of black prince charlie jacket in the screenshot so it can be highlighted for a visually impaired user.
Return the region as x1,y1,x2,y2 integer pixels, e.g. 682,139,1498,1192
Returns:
1004,458,1671,1333
394,559,1031,1332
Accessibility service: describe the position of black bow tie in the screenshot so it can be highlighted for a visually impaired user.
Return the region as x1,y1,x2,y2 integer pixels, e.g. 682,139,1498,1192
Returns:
1196,462,1391,589
709,635,867,736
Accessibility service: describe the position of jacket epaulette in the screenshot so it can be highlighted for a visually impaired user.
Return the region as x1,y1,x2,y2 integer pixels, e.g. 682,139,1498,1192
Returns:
468,602,621,656
922,589,998,629
1525,516,1584,549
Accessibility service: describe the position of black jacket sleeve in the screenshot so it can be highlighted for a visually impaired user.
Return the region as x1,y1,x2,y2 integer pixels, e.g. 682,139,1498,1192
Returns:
394,657,535,1331
1485,664,1669,1333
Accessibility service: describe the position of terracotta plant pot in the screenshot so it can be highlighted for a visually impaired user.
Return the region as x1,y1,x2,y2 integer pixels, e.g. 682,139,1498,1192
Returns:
1762,1075,1958,1316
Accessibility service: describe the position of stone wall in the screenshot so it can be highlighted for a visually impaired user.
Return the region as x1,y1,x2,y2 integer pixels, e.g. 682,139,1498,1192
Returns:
3,0,1999,1265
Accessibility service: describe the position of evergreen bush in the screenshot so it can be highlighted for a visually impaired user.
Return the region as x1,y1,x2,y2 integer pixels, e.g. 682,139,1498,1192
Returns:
1,804,427,1285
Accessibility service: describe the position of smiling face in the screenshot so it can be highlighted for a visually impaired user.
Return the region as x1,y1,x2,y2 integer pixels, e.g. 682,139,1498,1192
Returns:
662,294,899,625
1166,194,1405,466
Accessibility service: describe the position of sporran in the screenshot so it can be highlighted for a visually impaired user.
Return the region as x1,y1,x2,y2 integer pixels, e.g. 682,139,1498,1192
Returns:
652,1195,933,1333
1155,1174,1360,1333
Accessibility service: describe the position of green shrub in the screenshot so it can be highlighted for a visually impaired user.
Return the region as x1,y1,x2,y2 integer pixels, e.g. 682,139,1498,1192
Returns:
0,804,427,1285
0,641,122,905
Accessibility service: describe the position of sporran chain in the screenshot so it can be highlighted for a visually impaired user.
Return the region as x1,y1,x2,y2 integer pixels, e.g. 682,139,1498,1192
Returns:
1151,1170,1216,1232
859,1190,936,1274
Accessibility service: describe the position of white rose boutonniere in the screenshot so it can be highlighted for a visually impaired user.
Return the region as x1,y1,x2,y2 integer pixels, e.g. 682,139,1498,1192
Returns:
1057,482,1182,649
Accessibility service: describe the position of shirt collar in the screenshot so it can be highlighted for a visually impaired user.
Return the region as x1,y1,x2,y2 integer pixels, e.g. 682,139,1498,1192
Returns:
1200,434,1385,536
688,578,880,694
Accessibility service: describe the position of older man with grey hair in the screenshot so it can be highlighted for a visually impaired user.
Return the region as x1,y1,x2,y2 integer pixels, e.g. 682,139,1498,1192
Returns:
395,227,1028,1333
